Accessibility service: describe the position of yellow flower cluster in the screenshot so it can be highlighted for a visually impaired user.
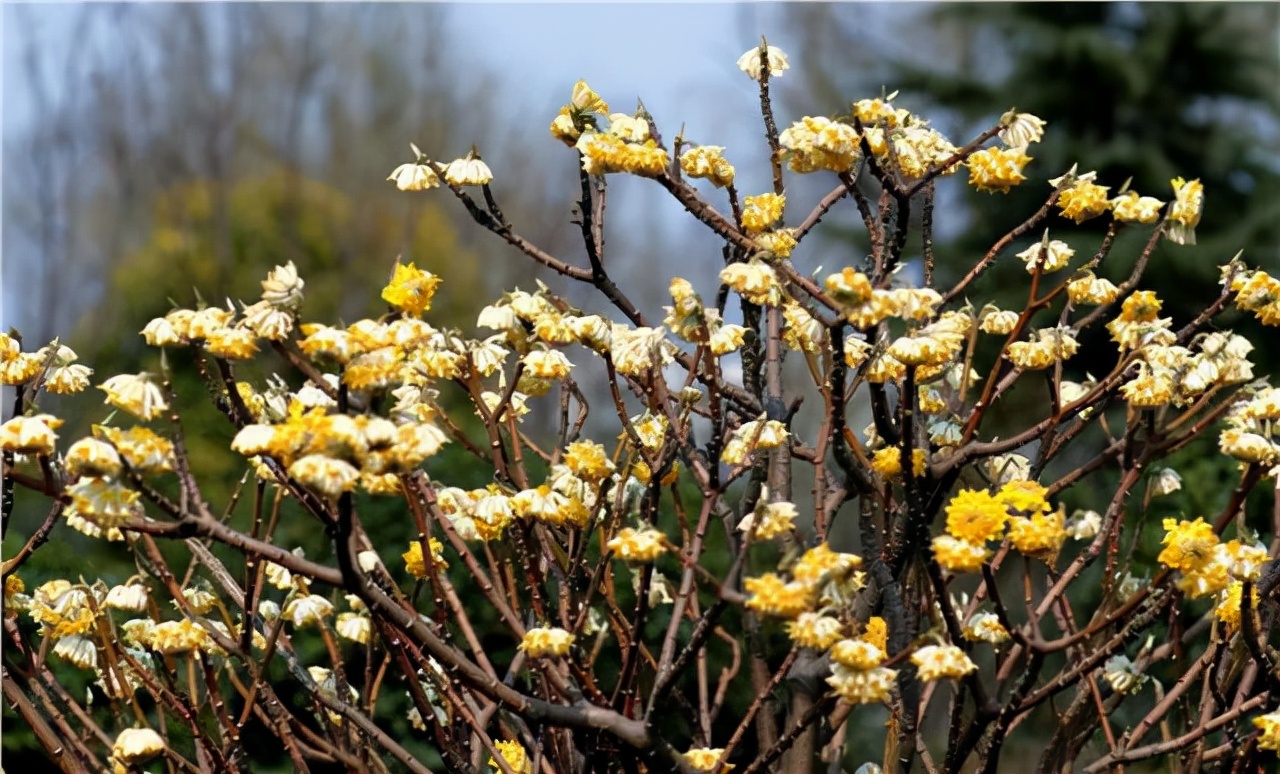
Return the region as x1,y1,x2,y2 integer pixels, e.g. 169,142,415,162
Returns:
381,262,443,318
779,115,860,173
1051,168,1111,223
911,644,978,681
1006,327,1079,370
826,619,896,704
549,80,609,145
738,497,798,541
967,147,1031,193
740,193,786,234
720,259,783,307
720,415,789,466
1220,387,1280,465
1165,177,1204,245
489,740,533,774
870,447,927,479
745,544,862,619
518,626,575,658
606,527,667,563
679,145,736,188
1229,267,1280,326
577,131,669,177
402,538,447,579
0,334,94,393
683,748,733,772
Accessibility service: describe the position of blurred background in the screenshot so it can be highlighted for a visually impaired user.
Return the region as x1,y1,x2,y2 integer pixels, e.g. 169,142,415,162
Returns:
2,2,1277,770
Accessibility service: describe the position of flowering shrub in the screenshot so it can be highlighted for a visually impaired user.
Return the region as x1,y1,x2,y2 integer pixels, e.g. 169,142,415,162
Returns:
4,40,1280,773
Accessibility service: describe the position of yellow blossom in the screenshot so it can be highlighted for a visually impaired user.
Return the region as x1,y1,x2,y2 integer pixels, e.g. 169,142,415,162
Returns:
607,527,667,562
740,193,785,234
738,499,798,541
680,145,736,188
911,644,977,681
518,626,575,658
204,327,259,360
997,479,1050,515
1054,170,1111,223
443,151,493,186
826,664,897,704
402,538,447,579
786,613,845,650
831,638,886,669
489,740,533,774
962,612,1011,644
1213,581,1258,632
862,617,888,652
736,43,789,82
792,543,862,584
1008,507,1066,559
998,110,1046,149
99,373,169,421
945,489,1009,543
744,573,816,618
1252,711,1280,752
683,748,733,773
1110,190,1164,223
932,535,991,573
1165,177,1203,245
1157,517,1219,574
0,414,62,455
967,147,1031,193
1016,238,1074,274
388,161,440,191
381,262,442,317
1067,272,1121,306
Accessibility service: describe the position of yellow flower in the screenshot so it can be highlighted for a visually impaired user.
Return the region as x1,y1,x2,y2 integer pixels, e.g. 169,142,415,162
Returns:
967,147,1031,193
738,500,798,541
680,145,736,187
831,638,886,669
736,42,789,81
336,612,371,644
1165,177,1203,245
1253,711,1280,752
1067,272,1121,306
282,594,334,628
490,740,533,774
443,151,494,186
522,348,574,380
147,619,210,655
0,414,62,455
381,262,443,318
1053,170,1111,223
871,447,903,478
1213,581,1258,632
1008,507,1066,559
826,664,897,704
99,373,169,421
289,453,360,498
388,161,440,191
1157,517,1219,574
518,626,575,658
932,535,991,573
862,617,888,652
786,613,844,650
740,193,785,234
979,306,1019,335
570,80,609,115
744,573,816,618
997,479,1050,515
998,110,1046,149
720,260,782,306
962,612,1010,644
911,644,977,681
563,440,614,481
64,477,142,529
0,352,43,385
755,228,798,258
1110,191,1164,223
683,748,732,772
1016,238,1074,274
402,538,447,579
606,527,667,563
40,344,93,394
53,635,98,670
204,327,259,360
945,489,1009,543
791,544,862,584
